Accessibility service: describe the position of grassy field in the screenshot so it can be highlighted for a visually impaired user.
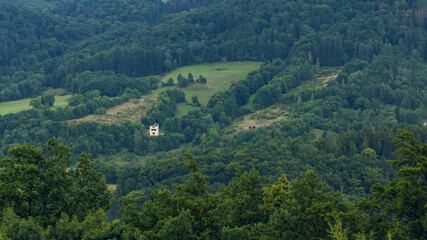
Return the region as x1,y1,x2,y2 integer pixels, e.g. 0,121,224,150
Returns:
68,61,262,124
0,98,33,115
157,61,262,105
0,89,71,115
53,95,72,108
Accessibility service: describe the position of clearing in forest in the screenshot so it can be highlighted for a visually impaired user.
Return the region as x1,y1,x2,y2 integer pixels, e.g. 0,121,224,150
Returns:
0,88,71,115
233,67,341,129
67,95,157,125
158,61,262,105
72,61,262,124
0,98,34,115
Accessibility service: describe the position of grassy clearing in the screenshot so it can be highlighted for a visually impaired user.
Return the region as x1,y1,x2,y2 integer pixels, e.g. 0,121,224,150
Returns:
176,103,199,117
158,61,262,105
288,67,341,95
233,67,341,129
311,128,325,139
70,62,261,124
0,98,33,115
233,104,289,128
53,95,72,108
0,89,72,115
164,61,262,91
68,96,156,125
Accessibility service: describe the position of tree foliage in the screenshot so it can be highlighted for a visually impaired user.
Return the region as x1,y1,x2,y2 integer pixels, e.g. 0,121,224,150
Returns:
0,138,110,227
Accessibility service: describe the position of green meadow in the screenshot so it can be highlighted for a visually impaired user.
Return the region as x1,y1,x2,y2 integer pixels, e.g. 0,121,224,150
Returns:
0,98,33,115
0,91,71,115
53,95,72,109
155,61,262,105
0,62,261,117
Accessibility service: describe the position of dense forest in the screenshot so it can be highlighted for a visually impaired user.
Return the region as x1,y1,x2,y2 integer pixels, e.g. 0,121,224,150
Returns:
0,0,426,239
0,131,426,239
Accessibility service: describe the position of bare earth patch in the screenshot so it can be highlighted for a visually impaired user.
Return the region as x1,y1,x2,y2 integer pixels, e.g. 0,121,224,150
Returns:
107,184,117,191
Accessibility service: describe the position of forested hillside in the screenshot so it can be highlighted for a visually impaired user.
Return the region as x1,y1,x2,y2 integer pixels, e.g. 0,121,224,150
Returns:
0,0,426,239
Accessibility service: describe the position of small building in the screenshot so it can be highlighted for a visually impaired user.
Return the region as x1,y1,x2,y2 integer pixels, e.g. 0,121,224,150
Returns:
150,124,160,136
243,124,257,130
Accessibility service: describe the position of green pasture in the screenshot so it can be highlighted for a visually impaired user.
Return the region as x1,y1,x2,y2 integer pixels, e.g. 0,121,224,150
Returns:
0,98,33,115
52,95,72,109
156,61,262,105
0,92,71,115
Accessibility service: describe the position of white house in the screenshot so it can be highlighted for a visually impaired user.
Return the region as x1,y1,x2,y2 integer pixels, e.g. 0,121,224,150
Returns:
150,124,159,136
